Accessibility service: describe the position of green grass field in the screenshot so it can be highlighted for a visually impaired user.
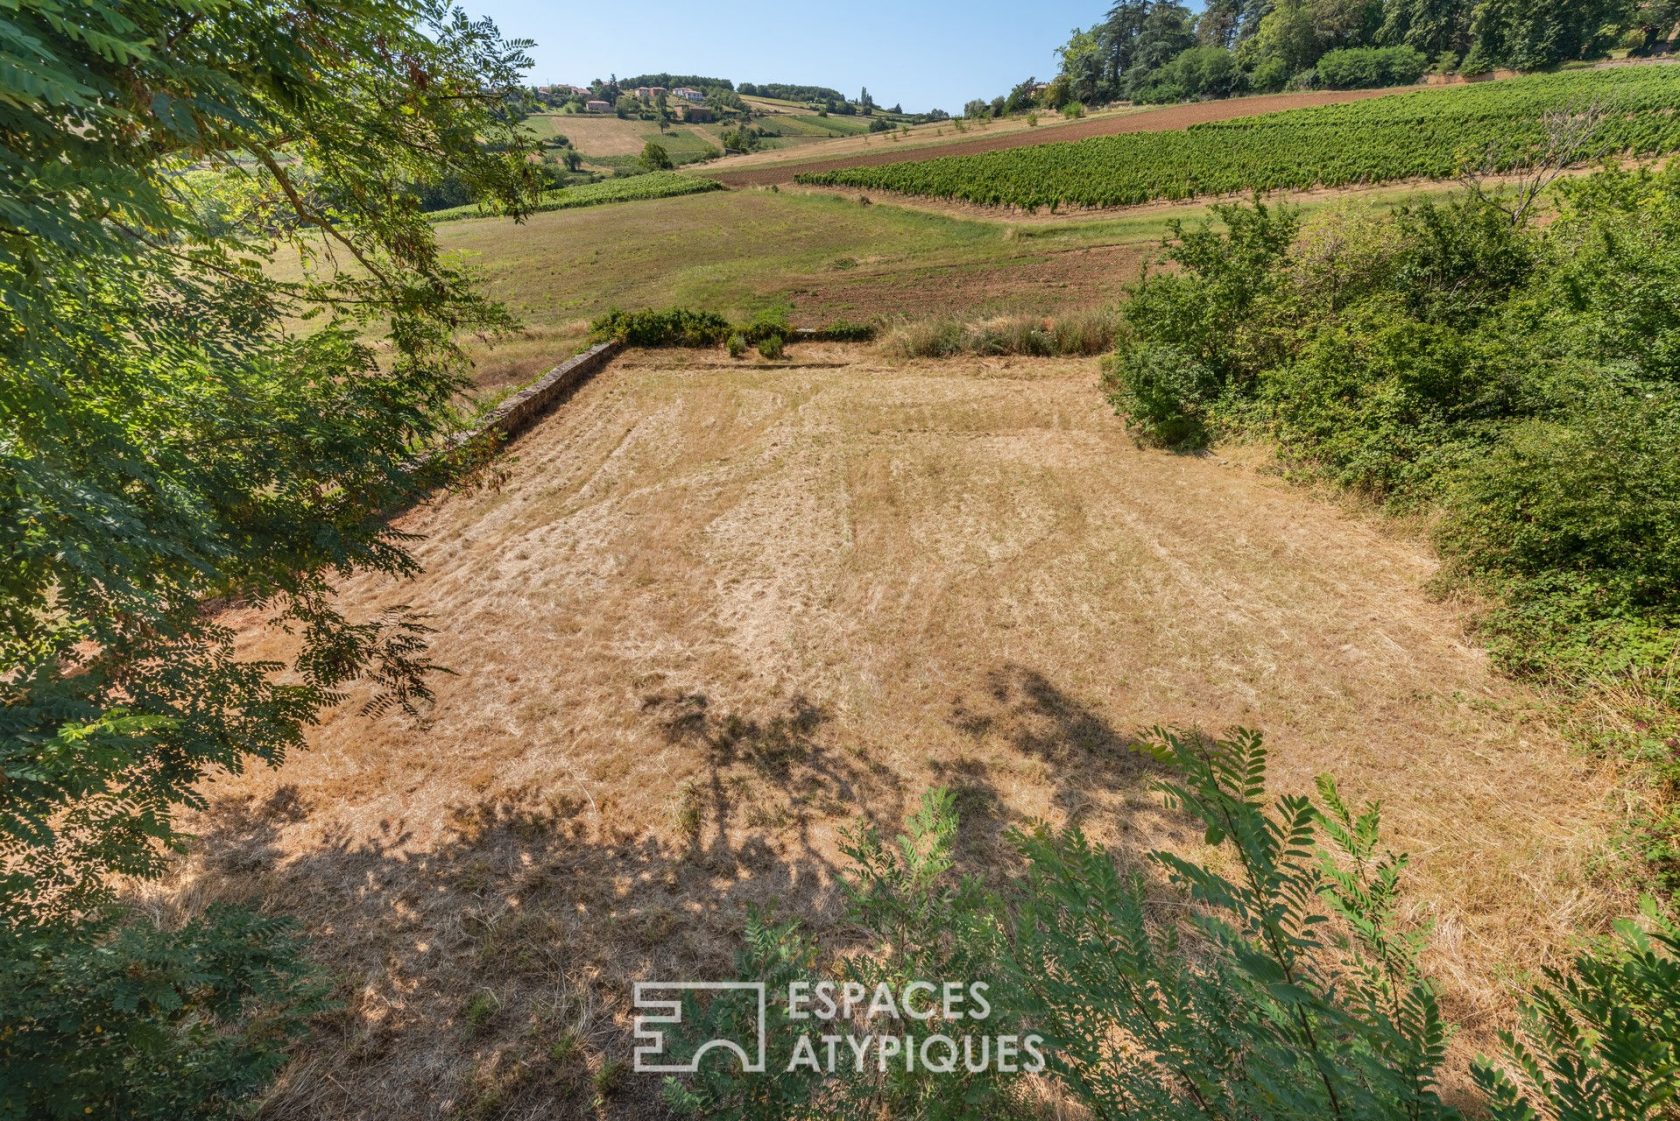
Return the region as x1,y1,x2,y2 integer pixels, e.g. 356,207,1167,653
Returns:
423,181,1468,335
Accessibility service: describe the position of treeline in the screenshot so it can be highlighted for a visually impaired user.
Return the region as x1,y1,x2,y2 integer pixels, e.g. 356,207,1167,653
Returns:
996,0,1679,113
619,72,734,91
738,81,846,102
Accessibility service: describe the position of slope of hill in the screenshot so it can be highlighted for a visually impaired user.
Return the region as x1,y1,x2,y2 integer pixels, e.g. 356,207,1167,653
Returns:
704,87,1404,186
797,65,1680,209
183,344,1616,1120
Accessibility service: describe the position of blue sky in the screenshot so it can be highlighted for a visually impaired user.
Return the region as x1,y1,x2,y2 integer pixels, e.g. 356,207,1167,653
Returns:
471,0,1122,113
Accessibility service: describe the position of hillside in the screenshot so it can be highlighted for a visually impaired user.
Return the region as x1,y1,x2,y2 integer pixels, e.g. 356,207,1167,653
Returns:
798,64,1680,208
703,86,1408,186
181,344,1616,1120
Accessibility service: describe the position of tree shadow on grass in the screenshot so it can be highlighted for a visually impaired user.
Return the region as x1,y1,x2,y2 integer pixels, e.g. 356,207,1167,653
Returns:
181,670,1197,1121
938,662,1199,872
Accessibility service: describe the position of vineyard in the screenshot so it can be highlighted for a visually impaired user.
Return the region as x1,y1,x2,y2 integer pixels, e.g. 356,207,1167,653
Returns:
428,171,722,222
797,65,1680,210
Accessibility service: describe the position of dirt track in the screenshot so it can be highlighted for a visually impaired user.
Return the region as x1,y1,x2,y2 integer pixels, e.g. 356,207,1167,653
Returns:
182,345,1618,1120
708,89,1404,187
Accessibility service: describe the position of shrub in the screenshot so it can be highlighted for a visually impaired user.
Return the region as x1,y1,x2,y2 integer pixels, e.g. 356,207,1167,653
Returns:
726,333,748,359
1104,342,1220,449
739,308,793,344
1316,46,1430,90
1249,55,1294,93
639,140,674,171
1260,309,1478,501
1062,100,1085,119
1120,197,1301,392
756,334,786,360
590,307,732,347
880,312,1115,359
813,319,875,342
1440,393,1680,611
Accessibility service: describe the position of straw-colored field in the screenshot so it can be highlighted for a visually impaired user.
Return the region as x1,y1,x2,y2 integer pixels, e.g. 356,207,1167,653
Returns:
166,344,1620,1120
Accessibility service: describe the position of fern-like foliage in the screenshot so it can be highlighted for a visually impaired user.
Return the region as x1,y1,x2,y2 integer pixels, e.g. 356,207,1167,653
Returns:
676,728,1678,1121
1012,727,1455,1121
1474,899,1680,1121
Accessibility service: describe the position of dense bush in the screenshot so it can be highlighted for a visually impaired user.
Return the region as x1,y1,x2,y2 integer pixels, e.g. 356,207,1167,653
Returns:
667,729,1680,1120
591,307,732,347
1104,342,1219,449
1259,309,1478,499
589,307,812,352
1315,46,1430,89
1,909,328,1120
640,141,674,170
1102,163,1680,886
1135,46,1246,103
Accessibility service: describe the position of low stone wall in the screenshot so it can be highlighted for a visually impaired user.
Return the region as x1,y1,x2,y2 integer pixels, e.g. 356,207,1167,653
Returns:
480,340,621,444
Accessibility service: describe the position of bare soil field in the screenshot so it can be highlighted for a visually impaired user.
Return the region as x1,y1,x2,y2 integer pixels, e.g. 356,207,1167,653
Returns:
168,345,1619,1120
707,88,1405,187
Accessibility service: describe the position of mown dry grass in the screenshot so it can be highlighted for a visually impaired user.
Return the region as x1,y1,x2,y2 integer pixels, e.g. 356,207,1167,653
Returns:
163,344,1623,1120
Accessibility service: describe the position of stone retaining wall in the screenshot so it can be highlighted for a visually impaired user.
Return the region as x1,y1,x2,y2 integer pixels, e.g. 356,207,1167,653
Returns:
478,340,621,444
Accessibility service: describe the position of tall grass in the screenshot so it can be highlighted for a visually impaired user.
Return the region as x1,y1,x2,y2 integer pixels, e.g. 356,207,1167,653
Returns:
879,309,1119,359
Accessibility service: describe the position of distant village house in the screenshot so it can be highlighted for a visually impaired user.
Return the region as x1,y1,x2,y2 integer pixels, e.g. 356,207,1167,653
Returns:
584,99,611,113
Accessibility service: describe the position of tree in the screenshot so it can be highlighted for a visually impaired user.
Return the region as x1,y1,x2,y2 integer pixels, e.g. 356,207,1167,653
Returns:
1632,0,1680,53
1102,0,1153,86
1005,76,1042,114
1377,0,1474,58
1468,0,1629,70
1131,2,1199,85
641,140,674,170
1,1,537,1115
1311,0,1386,50
1198,0,1268,46
1247,0,1323,78
1056,25,1112,104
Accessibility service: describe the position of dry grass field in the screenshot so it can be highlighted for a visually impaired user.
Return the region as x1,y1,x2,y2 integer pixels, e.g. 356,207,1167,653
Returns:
161,344,1622,1120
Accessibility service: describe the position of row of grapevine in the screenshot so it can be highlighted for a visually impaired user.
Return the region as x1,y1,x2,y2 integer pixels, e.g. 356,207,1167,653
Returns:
429,172,722,222
797,66,1680,211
